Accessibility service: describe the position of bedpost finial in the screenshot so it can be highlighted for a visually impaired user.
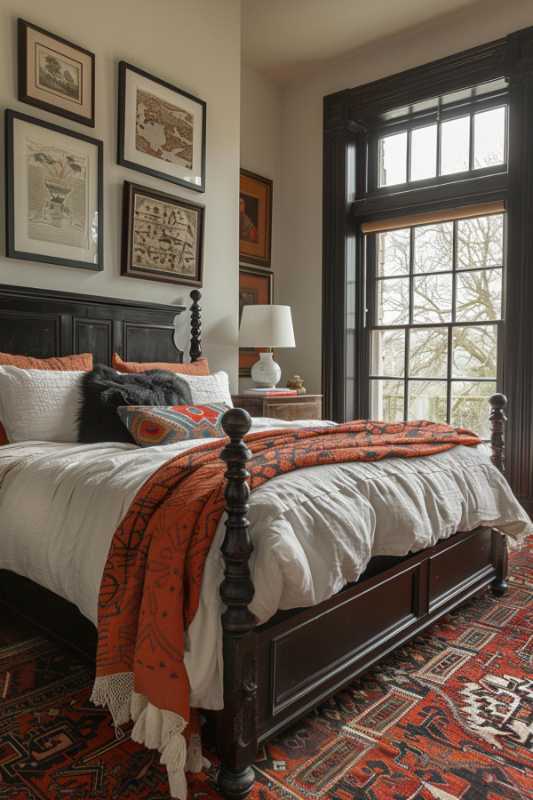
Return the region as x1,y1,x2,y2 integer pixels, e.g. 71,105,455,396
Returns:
189,290,202,362
489,393,507,473
489,393,507,411
222,407,252,442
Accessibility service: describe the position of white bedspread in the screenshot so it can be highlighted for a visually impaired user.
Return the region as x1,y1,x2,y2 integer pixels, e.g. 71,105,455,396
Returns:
0,418,531,713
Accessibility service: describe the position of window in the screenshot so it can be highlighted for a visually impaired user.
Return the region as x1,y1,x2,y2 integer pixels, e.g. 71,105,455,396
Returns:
368,212,504,437
377,104,507,188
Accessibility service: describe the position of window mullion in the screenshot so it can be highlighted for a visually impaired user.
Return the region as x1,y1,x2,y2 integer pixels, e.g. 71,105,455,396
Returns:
468,113,475,171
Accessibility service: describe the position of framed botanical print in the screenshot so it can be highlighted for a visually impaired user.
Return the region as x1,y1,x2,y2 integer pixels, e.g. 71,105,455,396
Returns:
5,110,103,271
118,62,206,192
239,169,272,268
121,181,204,286
239,266,273,376
18,19,95,127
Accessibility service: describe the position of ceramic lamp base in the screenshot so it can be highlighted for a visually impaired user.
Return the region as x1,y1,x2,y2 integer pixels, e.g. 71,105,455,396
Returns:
251,352,281,388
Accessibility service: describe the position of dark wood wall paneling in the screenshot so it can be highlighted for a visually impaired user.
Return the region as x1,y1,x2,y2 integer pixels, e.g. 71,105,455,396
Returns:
323,28,533,513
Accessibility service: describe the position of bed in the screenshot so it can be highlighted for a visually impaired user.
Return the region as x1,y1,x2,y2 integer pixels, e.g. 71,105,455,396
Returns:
0,284,526,800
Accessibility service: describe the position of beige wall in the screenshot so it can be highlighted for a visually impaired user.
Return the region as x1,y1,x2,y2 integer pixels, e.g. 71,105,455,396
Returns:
239,64,283,388
276,0,533,396
0,0,241,385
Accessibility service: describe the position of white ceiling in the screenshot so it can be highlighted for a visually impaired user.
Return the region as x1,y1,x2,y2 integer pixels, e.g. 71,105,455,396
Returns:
242,0,481,82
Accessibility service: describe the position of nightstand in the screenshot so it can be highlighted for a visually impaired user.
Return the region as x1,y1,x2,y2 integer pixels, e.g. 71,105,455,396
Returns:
231,394,323,421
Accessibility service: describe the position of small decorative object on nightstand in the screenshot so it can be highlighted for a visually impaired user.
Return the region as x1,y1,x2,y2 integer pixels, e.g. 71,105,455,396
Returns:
239,304,295,388
232,393,323,422
286,374,306,394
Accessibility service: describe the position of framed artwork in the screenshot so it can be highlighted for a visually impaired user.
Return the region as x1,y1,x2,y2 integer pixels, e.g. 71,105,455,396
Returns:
121,181,204,286
5,110,103,271
18,19,95,127
239,169,272,268
118,61,206,192
239,266,273,376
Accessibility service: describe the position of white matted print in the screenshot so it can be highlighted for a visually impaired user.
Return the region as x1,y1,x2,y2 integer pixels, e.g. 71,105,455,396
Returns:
18,19,95,127
6,111,103,270
118,62,206,192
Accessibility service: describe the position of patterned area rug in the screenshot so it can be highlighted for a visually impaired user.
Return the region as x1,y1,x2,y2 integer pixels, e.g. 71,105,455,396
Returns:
0,539,531,799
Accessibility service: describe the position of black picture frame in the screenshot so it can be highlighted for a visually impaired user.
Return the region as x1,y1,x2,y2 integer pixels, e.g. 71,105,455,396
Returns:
121,180,204,287
18,18,95,128
239,169,273,268
5,109,104,271
118,61,206,193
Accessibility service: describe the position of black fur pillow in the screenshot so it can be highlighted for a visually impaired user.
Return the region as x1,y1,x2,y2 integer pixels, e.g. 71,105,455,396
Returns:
78,365,192,443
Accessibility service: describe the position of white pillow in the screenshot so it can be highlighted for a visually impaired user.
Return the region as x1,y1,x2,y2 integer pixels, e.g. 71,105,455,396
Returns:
0,366,83,443
176,370,233,408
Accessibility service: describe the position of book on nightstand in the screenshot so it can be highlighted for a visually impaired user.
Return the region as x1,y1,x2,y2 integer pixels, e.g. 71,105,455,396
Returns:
243,388,298,397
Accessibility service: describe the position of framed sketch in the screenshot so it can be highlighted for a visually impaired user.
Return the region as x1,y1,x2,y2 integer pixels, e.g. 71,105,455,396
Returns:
121,181,204,286
18,19,95,127
240,169,272,268
5,110,103,271
239,266,273,376
118,62,206,192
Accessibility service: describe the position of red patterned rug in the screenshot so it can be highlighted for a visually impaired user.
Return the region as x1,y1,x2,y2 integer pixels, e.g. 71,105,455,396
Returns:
1,539,531,799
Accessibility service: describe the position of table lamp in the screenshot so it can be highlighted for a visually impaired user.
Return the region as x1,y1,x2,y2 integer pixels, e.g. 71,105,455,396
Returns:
239,304,295,387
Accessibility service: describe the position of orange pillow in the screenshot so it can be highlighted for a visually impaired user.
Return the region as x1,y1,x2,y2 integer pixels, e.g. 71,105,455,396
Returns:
0,352,93,371
112,353,209,375
0,352,94,445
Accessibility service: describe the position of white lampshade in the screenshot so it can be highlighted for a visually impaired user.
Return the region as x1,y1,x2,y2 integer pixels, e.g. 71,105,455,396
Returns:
239,305,296,348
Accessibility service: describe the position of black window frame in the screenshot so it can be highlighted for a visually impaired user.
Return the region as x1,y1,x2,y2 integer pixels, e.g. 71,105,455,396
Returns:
366,213,506,434
323,27,533,512
368,93,509,195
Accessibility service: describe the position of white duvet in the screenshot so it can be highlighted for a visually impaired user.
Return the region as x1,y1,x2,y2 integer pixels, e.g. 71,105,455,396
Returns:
0,418,531,796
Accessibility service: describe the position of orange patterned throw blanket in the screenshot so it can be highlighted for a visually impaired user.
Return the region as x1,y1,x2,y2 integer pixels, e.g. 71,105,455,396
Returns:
91,420,480,797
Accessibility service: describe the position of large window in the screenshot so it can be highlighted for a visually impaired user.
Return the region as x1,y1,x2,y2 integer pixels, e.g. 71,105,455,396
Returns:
368,212,504,437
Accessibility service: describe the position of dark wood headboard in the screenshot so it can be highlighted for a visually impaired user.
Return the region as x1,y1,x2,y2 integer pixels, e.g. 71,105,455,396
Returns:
0,284,202,365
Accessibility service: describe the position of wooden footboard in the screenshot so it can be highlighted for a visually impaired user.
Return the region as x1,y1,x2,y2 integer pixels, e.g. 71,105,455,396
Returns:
215,395,510,798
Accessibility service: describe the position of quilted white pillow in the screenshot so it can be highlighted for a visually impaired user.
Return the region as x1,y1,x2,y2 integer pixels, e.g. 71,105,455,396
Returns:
175,370,233,408
0,366,83,443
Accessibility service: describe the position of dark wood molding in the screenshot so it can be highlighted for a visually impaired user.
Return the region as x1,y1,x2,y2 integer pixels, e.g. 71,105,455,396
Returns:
500,26,533,515
325,37,508,130
323,24,533,508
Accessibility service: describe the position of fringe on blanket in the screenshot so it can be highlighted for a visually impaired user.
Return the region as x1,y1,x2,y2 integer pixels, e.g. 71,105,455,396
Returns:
91,674,206,799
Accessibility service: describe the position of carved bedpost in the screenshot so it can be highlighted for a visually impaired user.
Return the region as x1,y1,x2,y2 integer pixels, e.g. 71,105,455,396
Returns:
189,289,202,362
218,408,257,799
489,393,509,597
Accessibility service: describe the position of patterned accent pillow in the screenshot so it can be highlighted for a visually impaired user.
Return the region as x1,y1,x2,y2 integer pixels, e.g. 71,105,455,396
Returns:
117,404,228,447
112,353,209,375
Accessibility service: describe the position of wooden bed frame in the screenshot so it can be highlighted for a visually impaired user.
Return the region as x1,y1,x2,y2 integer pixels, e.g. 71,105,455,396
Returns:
0,285,509,800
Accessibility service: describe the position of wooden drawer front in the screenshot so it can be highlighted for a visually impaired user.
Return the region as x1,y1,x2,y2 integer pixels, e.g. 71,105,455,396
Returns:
429,529,493,609
270,566,417,712
264,399,321,420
